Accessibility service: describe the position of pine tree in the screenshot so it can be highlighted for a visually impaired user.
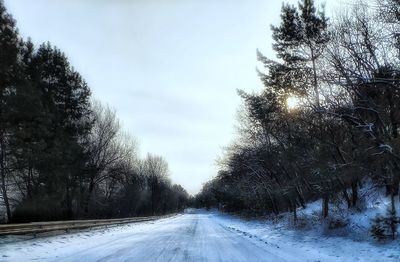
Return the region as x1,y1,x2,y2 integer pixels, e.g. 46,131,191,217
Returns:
0,0,22,222
258,0,330,217
29,43,92,218
258,0,329,106
8,39,49,201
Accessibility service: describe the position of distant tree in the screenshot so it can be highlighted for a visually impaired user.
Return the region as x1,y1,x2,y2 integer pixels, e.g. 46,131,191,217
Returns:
84,101,125,215
141,154,170,215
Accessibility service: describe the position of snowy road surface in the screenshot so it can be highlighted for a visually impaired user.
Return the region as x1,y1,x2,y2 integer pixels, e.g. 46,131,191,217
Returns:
0,210,399,261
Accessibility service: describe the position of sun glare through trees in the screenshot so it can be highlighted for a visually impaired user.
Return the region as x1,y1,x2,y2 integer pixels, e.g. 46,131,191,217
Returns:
286,96,300,110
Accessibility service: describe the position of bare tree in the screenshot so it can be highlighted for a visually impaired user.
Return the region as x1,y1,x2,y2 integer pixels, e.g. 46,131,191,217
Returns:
140,154,170,215
84,101,138,215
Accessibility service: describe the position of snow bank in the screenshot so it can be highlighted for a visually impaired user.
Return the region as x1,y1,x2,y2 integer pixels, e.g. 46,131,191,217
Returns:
210,185,400,261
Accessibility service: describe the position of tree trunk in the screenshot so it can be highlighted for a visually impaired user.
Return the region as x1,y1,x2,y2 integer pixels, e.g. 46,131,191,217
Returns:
65,177,73,219
393,175,399,197
84,178,95,213
351,181,358,207
151,185,155,215
343,190,351,208
322,195,329,218
296,186,306,209
0,136,11,222
267,191,279,215
390,191,397,240
27,163,33,199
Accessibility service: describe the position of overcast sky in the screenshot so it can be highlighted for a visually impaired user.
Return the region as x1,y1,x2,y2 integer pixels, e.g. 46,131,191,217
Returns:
4,0,341,194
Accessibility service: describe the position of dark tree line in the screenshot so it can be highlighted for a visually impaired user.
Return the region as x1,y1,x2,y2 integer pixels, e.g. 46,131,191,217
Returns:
0,1,189,223
196,0,400,238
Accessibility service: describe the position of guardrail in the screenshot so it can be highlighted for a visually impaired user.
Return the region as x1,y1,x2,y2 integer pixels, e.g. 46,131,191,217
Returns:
0,214,175,236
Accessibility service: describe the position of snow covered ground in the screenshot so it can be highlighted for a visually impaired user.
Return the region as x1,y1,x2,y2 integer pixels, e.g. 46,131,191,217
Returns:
0,209,399,261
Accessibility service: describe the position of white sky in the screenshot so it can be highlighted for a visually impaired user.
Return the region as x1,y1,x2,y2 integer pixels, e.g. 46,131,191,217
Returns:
4,0,341,194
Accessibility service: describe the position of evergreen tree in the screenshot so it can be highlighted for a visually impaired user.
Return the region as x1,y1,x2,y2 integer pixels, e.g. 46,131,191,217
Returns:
8,39,49,200
30,43,92,218
262,0,332,217
258,0,329,106
0,0,22,221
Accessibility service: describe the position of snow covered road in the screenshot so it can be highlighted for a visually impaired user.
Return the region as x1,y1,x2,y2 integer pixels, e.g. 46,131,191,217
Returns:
0,212,290,262
0,210,399,261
